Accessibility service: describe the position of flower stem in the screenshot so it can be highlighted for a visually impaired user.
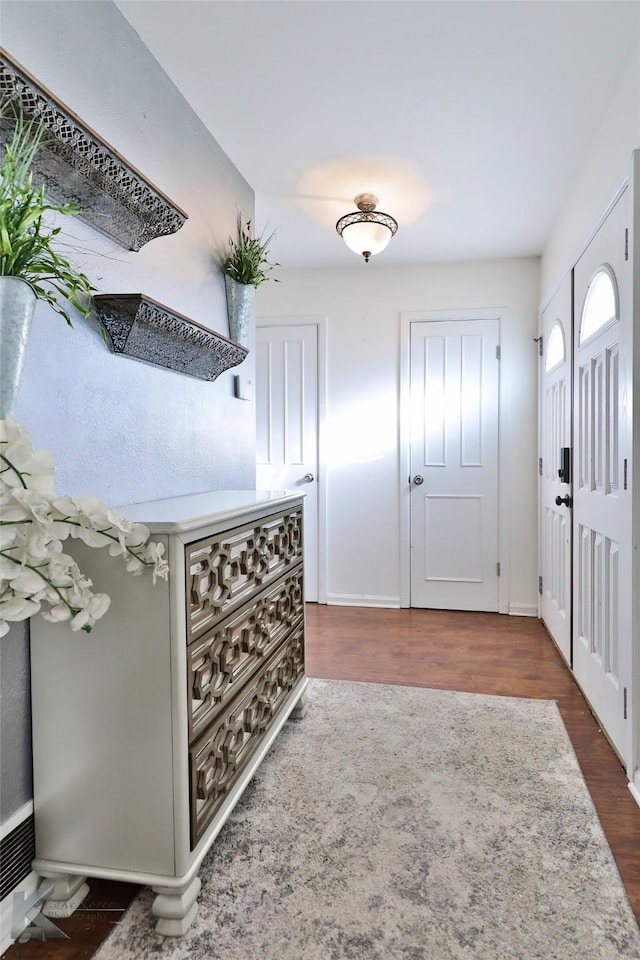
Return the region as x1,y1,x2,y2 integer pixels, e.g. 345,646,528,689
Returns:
59,518,152,566
0,453,28,489
0,549,84,625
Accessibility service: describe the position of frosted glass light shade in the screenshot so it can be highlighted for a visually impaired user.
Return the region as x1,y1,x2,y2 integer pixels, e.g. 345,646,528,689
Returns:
341,221,393,257
335,193,398,262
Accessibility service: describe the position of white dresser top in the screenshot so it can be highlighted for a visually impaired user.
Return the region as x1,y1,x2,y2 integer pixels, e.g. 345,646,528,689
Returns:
116,489,302,533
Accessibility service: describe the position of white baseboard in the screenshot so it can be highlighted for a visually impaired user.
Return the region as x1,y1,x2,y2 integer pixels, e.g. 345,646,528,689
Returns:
0,870,39,954
508,603,538,617
629,780,640,809
326,594,400,609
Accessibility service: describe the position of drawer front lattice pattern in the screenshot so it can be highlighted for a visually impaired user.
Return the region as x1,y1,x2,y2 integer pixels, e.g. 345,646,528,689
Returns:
185,508,303,642
189,626,304,847
187,569,304,742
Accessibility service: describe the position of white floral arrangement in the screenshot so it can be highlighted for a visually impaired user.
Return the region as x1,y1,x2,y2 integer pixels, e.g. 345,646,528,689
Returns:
0,416,169,637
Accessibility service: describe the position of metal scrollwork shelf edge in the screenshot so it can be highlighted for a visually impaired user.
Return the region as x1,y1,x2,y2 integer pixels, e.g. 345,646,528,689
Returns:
0,48,188,251
93,293,248,382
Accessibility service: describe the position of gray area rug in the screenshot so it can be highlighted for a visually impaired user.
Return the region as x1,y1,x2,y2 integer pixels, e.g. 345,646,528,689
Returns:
95,680,640,959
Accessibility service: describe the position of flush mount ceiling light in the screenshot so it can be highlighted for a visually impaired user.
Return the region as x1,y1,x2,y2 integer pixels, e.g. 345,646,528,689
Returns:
335,193,398,263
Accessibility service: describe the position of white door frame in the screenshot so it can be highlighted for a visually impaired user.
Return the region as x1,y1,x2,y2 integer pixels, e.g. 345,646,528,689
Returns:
627,150,639,796
400,308,508,613
572,192,629,764
537,276,573,664
538,164,638,791
256,314,328,605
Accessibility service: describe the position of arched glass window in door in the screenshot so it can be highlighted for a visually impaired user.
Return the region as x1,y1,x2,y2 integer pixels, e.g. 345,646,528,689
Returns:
579,265,618,344
545,321,565,372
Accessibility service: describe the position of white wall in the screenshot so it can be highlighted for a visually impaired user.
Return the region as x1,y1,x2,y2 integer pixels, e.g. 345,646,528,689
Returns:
258,257,540,612
1,1,255,826
541,44,640,301
3,1,256,506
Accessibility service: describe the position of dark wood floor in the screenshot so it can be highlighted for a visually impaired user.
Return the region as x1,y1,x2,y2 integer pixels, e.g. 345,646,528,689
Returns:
4,606,639,957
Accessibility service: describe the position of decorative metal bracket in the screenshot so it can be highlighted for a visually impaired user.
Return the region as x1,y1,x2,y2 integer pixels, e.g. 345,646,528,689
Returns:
0,49,188,251
93,294,248,382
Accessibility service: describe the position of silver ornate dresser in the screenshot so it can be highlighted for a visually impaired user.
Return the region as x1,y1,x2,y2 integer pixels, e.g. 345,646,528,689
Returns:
30,491,308,936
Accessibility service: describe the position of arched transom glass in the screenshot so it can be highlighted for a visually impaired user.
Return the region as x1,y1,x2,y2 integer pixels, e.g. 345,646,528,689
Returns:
545,321,565,373
579,265,618,345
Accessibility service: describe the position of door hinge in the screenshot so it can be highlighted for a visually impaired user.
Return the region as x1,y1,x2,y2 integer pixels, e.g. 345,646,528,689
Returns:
534,335,543,356
538,575,543,595
624,458,628,490
623,687,628,720
624,228,629,261
497,562,501,577
496,344,501,360
538,457,543,476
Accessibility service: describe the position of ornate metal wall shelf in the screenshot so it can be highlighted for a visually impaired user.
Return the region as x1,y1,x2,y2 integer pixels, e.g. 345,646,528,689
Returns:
0,49,188,251
93,294,248,381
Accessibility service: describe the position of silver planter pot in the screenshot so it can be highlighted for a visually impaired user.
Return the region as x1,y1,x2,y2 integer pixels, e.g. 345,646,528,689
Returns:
0,277,37,419
225,276,255,348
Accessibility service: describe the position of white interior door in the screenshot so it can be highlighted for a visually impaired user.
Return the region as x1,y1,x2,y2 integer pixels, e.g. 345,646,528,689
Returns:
256,323,319,602
540,276,573,664
573,191,631,765
409,318,499,610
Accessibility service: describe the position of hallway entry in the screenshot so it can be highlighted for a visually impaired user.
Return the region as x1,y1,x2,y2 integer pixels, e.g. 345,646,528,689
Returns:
256,319,323,602
408,318,500,611
539,190,632,769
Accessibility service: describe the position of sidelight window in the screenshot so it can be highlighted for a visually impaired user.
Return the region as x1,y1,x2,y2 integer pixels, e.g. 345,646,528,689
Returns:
545,321,565,372
579,265,618,345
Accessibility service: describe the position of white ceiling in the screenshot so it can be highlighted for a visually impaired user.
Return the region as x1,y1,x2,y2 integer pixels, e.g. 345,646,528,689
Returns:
115,1,640,269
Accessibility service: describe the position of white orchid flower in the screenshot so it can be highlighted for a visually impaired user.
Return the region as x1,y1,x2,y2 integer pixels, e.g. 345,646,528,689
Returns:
70,593,111,632
8,488,54,527
0,595,41,621
10,567,52,597
1,418,169,636
143,541,169,583
41,604,72,623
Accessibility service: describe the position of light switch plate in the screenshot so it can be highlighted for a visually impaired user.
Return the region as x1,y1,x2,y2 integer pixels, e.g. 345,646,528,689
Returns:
234,375,253,401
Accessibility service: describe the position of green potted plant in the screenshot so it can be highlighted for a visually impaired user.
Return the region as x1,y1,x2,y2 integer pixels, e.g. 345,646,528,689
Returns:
0,111,94,418
224,213,279,346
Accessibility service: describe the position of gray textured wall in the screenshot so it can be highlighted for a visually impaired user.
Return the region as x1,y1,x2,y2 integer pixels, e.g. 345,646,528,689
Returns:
0,1,256,823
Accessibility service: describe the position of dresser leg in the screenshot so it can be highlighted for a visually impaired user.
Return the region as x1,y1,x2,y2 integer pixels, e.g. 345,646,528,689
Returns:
37,873,90,918
290,688,308,720
151,875,201,936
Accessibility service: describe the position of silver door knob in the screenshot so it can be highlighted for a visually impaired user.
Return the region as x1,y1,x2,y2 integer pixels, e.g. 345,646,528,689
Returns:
413,475,424,485
302,473,315,483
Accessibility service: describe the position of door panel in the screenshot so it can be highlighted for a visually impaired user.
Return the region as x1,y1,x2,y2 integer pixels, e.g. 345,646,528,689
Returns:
410,319,499,610
256,323,318,601
540,276,572,663
572,191,629,764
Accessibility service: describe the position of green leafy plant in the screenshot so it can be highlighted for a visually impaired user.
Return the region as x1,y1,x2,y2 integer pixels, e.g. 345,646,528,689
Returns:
0,112,94,325
224,213,280,286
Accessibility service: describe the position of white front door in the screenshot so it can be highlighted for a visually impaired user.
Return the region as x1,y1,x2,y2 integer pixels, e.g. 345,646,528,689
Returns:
255,322,319,601
409,318,500,610
572,191,631,765
540,276,573,664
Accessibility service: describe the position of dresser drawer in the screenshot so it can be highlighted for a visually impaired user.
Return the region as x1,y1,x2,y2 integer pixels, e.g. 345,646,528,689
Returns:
189,624,305,847
187,569,304,743
185,508,303,642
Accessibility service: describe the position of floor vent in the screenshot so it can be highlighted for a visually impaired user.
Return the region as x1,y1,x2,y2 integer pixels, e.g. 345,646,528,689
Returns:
0,814,35,901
